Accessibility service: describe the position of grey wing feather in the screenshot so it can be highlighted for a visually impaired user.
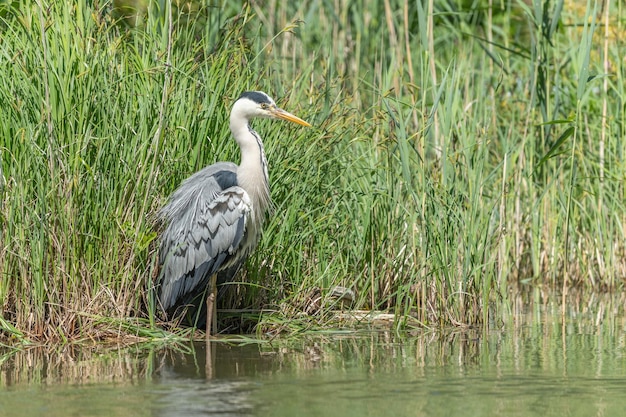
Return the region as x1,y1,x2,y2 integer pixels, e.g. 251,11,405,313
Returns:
157,163,252,313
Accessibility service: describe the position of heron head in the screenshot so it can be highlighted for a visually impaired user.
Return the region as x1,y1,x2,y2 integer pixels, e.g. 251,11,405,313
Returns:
235,91,311,127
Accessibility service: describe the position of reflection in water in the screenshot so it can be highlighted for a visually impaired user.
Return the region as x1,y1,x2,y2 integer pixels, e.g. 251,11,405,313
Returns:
152,370,254,416
150,343,273,417
1,308,626,416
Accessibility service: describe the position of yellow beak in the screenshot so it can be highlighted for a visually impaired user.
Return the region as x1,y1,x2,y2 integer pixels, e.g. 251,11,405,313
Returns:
271,107,312,127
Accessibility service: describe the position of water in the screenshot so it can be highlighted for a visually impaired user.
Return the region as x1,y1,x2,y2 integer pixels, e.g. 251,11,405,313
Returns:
1,314,626,417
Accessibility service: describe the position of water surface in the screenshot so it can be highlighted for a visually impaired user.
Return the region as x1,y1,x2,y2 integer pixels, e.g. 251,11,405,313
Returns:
1,313,625,416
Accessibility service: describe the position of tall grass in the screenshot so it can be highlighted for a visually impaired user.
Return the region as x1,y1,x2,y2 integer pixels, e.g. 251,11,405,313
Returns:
0,0,624,341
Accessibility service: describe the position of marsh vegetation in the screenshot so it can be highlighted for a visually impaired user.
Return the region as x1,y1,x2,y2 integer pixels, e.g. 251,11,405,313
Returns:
0,0,624,342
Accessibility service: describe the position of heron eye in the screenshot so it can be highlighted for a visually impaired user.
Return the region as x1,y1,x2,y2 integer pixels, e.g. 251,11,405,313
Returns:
260,103,269,109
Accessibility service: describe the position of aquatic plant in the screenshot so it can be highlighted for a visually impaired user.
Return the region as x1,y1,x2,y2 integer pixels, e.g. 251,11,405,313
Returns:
0,0,623,342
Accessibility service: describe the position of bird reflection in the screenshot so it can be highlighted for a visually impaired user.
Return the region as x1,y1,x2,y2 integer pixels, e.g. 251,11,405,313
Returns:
151,342,258,417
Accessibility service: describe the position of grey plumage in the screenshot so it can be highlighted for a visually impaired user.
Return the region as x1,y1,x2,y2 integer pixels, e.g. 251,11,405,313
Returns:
157,163,250,313
156,91,311,331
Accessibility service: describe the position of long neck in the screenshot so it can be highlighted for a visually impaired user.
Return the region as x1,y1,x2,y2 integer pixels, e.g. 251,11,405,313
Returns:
230,119,271,224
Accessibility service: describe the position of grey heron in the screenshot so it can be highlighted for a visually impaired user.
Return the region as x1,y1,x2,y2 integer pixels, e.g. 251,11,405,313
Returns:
156,91,311,338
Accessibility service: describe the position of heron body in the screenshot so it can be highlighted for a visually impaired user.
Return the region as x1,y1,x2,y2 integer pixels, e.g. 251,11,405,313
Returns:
156,91,310,336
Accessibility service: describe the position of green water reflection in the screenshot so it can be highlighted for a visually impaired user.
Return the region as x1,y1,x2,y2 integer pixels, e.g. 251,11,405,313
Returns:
1,314,625,417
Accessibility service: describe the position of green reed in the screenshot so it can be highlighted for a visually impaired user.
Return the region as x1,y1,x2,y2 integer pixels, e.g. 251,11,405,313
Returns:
0,0,624,342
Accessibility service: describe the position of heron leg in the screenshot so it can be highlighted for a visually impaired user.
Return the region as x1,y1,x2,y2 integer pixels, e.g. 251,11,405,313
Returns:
211,274,218,335
205,273,217,341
